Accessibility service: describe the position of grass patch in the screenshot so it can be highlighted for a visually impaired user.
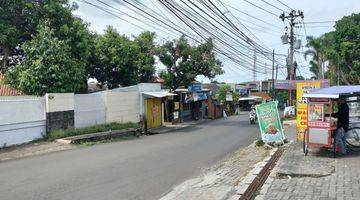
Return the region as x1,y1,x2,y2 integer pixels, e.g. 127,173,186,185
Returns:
48,122,139,141
255,139,265,147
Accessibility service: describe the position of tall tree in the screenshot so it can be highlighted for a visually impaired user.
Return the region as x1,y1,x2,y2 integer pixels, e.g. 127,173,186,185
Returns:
5,22,85,95
90,26,139,89
304,36,325,79
158,36,223,90
0,1,93,91
133,31,156,83
308,13,360,85
327,13,360,84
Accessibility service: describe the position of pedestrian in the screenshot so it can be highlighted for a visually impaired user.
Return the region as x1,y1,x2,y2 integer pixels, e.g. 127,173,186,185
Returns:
332,98,349,155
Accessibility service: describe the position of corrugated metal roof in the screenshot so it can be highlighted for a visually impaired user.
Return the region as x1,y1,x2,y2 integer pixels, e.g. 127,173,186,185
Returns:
142,91,177,98
304,85,360,99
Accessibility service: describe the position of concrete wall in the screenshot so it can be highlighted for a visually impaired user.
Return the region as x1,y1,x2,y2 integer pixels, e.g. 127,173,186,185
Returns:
105,92,140,123
0,96,46,147
74,93,105,128
45,93,75,133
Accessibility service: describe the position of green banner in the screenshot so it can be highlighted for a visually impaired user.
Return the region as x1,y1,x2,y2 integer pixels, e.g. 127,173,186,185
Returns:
256,101,284,143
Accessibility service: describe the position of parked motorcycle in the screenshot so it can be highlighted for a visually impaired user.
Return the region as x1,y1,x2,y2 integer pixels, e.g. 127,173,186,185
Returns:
249,109,257,124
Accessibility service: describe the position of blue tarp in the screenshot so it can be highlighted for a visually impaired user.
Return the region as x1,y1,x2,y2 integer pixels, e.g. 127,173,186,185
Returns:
304,85,360,99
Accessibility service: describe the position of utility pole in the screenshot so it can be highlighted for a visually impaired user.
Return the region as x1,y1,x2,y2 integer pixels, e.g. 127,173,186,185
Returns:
280,10,304,106
253,49,257,82
264,63,267,80
272,50,275,100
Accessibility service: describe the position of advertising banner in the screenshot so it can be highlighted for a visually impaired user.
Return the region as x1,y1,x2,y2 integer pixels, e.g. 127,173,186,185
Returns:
256,101,284,143
275,79,329,90
296,81,322,141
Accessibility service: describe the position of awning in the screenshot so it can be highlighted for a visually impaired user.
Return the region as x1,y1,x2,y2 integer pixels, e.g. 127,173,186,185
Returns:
303,85,360,99
142,91,177,98
238,96,263,101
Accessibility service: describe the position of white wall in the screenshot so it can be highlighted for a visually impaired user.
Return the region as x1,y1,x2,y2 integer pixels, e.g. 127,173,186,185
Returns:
45,93,74,112
0,97,46,147
74,93,105,128
105,92,140,123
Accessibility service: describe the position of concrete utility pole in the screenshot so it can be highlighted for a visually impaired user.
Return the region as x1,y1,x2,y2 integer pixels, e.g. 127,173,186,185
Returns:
280,10,304,106
253,49,257,82
272,50,275,99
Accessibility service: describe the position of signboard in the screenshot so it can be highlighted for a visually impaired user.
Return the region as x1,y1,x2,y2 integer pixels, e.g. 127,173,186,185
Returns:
296,81,322,140
308,104,324,122
173,111,179,119
275,79,329,90
185,92,207,103
174,102,180,110
256,101,284,143
188,83,202,92
226,92,233,102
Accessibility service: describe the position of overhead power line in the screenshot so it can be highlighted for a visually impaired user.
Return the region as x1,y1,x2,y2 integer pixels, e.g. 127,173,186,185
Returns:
217,0,282,29
303,21,336,24
260,0,287,13
275,0,294,11
242,0,278,17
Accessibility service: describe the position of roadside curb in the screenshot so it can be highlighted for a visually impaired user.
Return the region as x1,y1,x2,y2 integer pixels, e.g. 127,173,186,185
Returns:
56,128,137,144
148,118,215,134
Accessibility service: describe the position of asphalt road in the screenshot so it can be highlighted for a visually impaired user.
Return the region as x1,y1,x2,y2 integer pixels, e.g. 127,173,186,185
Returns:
0,115,259,200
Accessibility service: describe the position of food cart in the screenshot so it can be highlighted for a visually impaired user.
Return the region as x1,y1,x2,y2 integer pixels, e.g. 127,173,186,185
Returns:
302,86,360,157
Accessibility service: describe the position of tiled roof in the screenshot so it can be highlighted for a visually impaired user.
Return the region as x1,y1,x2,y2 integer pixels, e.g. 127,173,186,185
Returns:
0,75,22,96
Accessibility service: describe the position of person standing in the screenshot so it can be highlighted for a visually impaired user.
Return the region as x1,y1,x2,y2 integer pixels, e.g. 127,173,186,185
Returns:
333,98,349,155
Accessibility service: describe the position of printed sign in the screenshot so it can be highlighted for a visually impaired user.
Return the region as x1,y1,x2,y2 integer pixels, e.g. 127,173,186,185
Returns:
188,83,202,92
296,81,322,141
174,102,180,110
226,92,233,102
275,79,329,90
256,101,284,143
173,111,179,119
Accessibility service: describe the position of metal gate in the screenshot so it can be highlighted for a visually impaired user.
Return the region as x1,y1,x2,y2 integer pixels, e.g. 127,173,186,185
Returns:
145,98,162,129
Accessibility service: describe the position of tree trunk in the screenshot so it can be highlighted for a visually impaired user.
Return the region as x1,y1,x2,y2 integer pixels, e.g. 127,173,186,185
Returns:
317,53,322,79
1,46,10,74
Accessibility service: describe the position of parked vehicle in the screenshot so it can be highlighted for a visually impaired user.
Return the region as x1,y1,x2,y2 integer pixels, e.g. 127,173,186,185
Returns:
249,105,257,124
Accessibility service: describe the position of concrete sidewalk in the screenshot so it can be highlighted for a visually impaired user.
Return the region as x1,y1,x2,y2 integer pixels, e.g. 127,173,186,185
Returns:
258,123,360,200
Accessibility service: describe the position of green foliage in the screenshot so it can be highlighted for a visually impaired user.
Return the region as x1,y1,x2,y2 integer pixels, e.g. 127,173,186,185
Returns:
90,28,157,89
255,139,265,147
272,89,289,105
217,84,238,104
157,36,223,90
217,84,230,104
5,22,85,95
306,13,360,85
48,122,139,141
1,0,93,94
133,31,157,83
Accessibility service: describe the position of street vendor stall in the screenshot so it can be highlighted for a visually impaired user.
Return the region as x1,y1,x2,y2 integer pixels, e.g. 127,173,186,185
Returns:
303,85,360,157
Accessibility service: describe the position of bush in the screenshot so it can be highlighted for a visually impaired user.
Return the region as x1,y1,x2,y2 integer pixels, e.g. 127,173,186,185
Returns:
255,139,265,147
48,122,139,141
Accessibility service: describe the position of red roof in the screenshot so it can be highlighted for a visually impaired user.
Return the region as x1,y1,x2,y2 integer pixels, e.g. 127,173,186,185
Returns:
251,92,271,101
0,75,22,96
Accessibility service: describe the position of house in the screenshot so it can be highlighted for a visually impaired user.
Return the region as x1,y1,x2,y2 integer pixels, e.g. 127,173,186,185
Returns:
174,83,211,122
105,83,176,129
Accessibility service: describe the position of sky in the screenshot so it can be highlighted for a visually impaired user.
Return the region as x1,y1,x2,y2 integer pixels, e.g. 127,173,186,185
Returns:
72,0,360,84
